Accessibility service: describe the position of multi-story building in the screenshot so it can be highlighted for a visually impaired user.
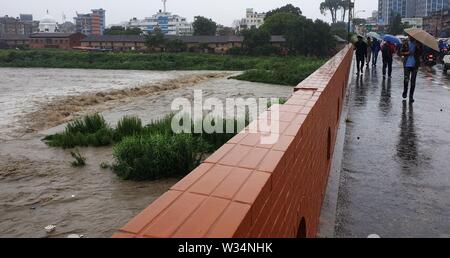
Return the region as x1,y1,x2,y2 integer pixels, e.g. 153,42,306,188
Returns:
0,15,39,36
74,9,106,35
378,0,417,25
127,11,193,36
58,22,76,33
423,9,450,37
378,0,450,25
0,16,25,35
416,0,450,18
402,17,424,29
237,8,266,31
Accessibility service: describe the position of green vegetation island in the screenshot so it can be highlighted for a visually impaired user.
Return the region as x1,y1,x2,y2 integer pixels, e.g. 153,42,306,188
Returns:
0,50,325,86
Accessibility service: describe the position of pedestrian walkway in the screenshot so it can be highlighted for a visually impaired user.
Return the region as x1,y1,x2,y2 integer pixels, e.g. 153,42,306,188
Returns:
335,58,450,238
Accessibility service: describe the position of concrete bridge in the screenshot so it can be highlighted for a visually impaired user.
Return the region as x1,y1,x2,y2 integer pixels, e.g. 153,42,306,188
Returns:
112,44,450,238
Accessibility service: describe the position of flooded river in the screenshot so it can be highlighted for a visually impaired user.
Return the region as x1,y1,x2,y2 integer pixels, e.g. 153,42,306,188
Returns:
0,67,292,238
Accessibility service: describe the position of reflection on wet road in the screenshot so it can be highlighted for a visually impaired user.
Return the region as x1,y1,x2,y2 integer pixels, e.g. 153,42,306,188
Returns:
336,59,450,238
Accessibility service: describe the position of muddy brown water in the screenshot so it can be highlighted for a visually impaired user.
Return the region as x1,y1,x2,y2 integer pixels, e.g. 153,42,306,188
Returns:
0,67,292,238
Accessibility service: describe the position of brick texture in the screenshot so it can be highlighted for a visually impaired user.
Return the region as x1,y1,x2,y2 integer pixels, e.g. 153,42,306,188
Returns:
113,45,354,238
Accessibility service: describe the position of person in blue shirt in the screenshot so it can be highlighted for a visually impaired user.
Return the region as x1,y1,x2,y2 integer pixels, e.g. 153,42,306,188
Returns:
371,39,381,66
401,36,422,103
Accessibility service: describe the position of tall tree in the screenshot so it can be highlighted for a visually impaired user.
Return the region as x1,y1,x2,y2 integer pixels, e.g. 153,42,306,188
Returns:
388,13,404,35
320,0,341,24
193,16,217,36
265,4,302,20
242,28,271,50
339,0,349,22
144,27,166,52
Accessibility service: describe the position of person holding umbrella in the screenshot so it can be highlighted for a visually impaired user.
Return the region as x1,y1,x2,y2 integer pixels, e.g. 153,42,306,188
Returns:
402,28,439,103
381,40,396,78
401,36,422,103
372,38,381,66
354,35,367,75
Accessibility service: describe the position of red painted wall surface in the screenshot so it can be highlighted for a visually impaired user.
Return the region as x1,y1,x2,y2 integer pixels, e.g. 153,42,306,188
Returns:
113,44,354,238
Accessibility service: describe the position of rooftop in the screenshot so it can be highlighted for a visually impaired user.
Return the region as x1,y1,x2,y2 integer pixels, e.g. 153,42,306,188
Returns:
81,35,286,43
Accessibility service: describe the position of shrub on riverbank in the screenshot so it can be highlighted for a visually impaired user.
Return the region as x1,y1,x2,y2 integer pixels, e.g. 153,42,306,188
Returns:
112,133,210,181
232,58,325,86
43,113,251,180
0,50,324,86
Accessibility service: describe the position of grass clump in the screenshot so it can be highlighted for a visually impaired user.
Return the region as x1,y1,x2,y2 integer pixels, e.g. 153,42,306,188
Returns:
114,116,143,141
43,114,114,149
112,133,210,181
70,149,86,167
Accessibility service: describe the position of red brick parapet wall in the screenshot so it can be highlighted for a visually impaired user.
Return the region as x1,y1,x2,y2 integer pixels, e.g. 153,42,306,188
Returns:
113,44,354,238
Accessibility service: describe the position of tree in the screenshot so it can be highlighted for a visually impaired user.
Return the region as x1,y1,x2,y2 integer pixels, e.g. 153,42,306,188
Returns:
265,4,302,20
261,12,299,35
388,13,404,35
242,28,271,49
166,39,187,52
339,0,349,22
104,26,142,35
330,22,348,40
216,26,235,36
262,12,336,56
144,28,166,52
320,0,341,24
193,16,217,36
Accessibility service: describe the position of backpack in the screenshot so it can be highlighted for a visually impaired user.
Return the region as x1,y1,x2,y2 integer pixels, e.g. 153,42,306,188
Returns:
382,44,391,58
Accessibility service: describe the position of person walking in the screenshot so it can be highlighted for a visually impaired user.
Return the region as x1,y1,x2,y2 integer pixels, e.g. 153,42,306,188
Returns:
381,41,395,78
366,37,373,68
354,36,367,75
401,36,422,103
372,39,381,66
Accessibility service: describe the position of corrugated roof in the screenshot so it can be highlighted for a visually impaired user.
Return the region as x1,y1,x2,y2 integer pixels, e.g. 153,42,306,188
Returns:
81,35,286,43
81,35,145,42
30,33,80,38
0,34,29,40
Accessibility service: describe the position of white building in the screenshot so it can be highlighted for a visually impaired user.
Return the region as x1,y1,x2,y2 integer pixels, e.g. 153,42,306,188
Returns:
237,8,266,31
127,1,192,36
402,17,423,29
39,10,58,32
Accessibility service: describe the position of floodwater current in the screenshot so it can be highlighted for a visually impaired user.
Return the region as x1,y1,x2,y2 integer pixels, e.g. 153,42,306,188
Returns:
0,67,292,237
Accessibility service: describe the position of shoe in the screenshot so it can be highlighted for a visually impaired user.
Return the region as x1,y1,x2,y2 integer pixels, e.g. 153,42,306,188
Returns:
410,98,415,103
402,92,407,99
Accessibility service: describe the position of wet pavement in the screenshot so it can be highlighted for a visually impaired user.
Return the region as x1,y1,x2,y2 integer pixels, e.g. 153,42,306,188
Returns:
335,59,450,238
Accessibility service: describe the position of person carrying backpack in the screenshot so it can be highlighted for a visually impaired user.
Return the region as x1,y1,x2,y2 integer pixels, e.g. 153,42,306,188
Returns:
381,41,396,78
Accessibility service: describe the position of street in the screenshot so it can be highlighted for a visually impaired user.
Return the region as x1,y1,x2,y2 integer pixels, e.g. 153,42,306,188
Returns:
336,58,450,238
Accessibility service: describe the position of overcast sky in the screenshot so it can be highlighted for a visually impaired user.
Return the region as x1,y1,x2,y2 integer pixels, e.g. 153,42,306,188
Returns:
0,0,377,26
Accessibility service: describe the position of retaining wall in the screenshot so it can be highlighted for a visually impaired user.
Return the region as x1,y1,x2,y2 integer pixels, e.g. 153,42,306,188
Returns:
113,44,354,238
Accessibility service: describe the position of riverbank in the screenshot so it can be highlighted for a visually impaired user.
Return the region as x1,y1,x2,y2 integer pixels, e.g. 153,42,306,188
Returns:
0,68,293,237
0,50,325,86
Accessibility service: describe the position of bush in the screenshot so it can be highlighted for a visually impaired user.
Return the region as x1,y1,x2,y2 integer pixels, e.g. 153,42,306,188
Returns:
114,116,143,141
112,133,210,181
